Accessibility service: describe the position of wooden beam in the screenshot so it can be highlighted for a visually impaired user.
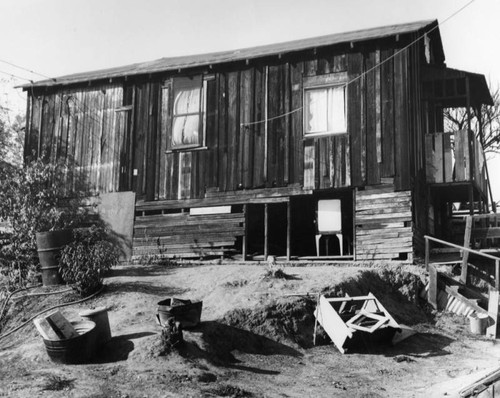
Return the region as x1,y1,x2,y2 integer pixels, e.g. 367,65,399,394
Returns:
428,264,438,309
460,215,472,284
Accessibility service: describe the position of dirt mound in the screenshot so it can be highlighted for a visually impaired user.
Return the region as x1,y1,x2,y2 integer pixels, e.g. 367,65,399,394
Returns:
222,297,316,349
220,267,428,349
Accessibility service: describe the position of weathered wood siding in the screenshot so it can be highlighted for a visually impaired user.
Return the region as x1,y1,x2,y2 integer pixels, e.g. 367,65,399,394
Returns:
133,210,245,257
25,85,125,194
355,186,413,261
26,38,426,202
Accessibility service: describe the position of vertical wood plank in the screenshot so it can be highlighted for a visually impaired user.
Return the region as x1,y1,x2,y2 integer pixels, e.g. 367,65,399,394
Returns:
227,71,239,190
364,50,382,185
240,68,253,188
303,141,315,189
348,52,364,186
381,48,395,178
284,63,290,185
394,48,410,190
252,66,266,187
205,77,218,190
218,73,228,191
159,85,169,198
375,49,382,165
290,61,304,186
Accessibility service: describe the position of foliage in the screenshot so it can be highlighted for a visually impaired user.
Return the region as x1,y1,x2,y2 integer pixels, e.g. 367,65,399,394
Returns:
59,226,120,296
42,375,75,391
0,106,24,168
444,83,500,154
0,157,87,288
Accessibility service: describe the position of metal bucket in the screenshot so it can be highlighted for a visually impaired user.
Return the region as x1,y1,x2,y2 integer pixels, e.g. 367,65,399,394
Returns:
469,313,489,335
157,298,202,329
79,307,111,344
43,320,97,364
36,230,72,286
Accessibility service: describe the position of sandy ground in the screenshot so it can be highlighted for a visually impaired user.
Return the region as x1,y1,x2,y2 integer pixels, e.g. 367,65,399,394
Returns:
1,262,499,398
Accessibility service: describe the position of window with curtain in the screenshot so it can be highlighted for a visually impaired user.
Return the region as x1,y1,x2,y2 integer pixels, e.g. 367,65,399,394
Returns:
304,83,347,137
172,76,204,149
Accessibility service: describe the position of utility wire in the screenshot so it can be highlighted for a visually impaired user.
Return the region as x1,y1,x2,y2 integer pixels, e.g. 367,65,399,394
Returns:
242,0,477,127
0,69,33,83
0,58,54,81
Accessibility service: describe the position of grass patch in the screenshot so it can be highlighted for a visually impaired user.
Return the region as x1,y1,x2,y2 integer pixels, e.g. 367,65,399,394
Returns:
42,375,75,391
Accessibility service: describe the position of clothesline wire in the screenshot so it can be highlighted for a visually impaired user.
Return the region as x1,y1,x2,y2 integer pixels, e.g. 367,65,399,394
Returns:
241,0,477,128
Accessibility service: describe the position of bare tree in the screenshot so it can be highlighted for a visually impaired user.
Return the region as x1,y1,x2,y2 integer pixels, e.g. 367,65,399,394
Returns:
444,83,500,154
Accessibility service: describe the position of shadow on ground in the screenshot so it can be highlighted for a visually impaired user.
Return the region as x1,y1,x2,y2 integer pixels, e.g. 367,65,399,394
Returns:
104,281,188,297
109,264,175,278
179,321,302,370
94,331,156,363
341,331,454,358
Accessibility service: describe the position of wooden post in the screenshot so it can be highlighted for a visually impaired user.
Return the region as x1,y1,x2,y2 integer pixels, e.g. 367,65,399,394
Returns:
428,264,438,310
496,259,500,290
264,203,269,260
460,215,472,285
425,236,430,271
286,200,291,261
242,204,248,261
487,288,499,339
466,77,473,184
313,293,320,346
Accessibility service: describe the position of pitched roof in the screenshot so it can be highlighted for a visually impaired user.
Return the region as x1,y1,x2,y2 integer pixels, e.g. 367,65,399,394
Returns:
24,19,437,89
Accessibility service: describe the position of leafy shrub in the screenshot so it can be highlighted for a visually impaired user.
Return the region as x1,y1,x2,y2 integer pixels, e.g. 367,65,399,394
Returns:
0,157,87,288
59,226,119,296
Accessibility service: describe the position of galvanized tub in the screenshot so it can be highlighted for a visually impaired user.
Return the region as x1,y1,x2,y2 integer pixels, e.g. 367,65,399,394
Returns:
43,320,97,364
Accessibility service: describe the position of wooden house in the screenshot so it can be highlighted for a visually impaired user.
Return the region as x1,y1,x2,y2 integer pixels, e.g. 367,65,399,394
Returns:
21,20,493,262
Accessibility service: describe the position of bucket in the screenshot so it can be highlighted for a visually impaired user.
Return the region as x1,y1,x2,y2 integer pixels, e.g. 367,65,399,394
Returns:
469,313,489,335
157,298,202,329
43,320,97,364
79,307,111,344
36,230,73,286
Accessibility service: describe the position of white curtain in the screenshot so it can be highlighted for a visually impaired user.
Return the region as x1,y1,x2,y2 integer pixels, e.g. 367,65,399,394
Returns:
306,85,346,135
328,86,346,133
306,89,327,133
172,78,202,147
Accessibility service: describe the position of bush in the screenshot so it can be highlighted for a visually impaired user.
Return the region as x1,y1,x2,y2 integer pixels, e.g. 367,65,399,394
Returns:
0,157,87,288
59,226,119,296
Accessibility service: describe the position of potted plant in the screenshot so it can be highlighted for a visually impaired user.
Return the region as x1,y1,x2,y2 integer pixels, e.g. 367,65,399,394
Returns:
59,225,120,297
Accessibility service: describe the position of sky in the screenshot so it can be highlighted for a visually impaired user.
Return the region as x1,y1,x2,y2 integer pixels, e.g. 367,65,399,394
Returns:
0,0,499,199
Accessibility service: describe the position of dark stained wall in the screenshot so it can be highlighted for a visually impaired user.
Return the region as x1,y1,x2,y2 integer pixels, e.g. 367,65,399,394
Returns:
25,35,429,201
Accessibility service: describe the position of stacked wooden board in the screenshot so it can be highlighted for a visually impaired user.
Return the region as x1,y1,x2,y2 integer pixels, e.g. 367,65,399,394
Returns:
133,209,245,259
355,186,413,261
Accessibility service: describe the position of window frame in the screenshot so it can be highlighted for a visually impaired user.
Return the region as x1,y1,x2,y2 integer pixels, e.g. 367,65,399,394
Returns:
163,74,212,152
303,72,348,138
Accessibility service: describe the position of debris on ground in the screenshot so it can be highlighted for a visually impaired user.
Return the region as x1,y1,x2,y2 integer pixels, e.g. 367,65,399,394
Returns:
393,355,415,363
153,318,183,357
314,293,404,353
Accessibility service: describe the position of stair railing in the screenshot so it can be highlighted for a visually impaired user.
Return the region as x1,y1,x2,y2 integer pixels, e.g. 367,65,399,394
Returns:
424,235,500,289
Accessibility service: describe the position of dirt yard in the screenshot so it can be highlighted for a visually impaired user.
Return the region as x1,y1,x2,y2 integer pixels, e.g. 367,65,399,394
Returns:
1,262,499,398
